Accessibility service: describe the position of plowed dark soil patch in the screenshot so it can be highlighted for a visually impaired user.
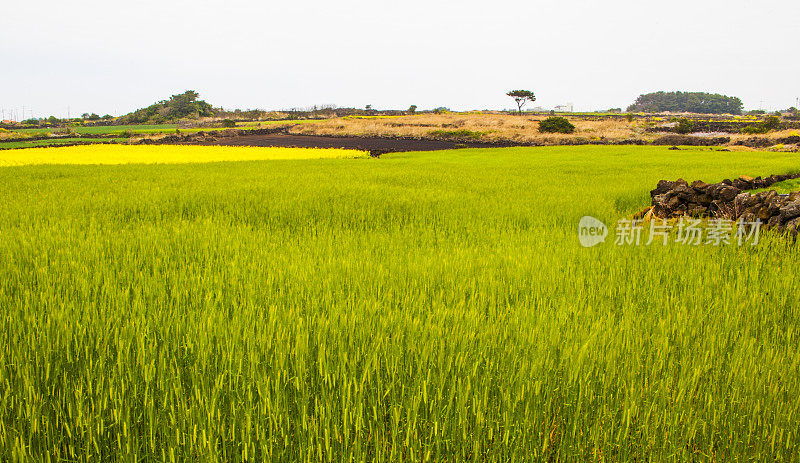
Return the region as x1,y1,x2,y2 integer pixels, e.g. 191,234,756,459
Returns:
188,133,516,153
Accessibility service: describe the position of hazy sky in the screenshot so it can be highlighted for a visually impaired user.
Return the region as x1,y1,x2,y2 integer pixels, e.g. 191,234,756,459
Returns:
2,0,798,118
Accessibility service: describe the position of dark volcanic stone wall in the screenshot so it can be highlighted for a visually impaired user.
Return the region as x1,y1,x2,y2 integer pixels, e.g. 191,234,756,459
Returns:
650,173,800,237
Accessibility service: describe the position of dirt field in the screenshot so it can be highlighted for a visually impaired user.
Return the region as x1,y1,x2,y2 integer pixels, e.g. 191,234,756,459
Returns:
187,133,517,154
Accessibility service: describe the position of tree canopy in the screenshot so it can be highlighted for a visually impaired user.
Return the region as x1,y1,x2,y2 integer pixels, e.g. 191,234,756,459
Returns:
120,90,215,124
506,90,536,114
627,91,743,115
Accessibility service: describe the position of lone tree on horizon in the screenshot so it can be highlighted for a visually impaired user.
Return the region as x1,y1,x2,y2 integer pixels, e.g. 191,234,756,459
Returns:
507,90,536,114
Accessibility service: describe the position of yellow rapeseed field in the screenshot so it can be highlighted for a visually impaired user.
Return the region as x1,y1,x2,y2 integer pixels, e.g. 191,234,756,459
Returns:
0,144,367,166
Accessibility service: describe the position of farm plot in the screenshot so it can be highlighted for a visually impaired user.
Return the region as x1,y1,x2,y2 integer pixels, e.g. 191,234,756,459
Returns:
0,145,799,461
0,144,366,166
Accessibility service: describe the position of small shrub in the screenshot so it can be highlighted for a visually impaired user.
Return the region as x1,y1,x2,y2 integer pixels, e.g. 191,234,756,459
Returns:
741,125,767,135
675,118,694,134
741,116,781,134
763,116,781,131
538,116,575,134
221,119,236,128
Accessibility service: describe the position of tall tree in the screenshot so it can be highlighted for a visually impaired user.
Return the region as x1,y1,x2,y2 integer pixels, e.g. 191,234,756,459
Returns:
506,90,536,114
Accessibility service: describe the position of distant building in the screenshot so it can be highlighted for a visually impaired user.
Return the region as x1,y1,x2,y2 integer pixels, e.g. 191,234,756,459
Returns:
524,104,575,113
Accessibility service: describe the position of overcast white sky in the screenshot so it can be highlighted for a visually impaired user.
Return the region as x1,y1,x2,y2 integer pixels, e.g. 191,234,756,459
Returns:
1,0,798,118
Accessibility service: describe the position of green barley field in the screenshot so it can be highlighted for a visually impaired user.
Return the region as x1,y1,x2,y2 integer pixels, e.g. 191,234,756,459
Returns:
1,146,799,461
3,122,303,151
15,120,306,137
0,139,128,151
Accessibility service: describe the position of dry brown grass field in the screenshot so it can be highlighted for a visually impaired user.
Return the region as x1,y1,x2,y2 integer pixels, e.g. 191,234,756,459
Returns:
289,113,641,143
286,113,799,148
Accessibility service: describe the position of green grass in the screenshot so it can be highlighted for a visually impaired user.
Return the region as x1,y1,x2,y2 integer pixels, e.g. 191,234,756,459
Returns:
428,129,490,139
15,120,310,137
1,145,799,461
19,124,181,135
0,138,128,150
753,177,800,194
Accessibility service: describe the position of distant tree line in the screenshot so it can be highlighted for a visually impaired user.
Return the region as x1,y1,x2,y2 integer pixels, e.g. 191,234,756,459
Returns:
80,113,113,121
627,91,743,115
